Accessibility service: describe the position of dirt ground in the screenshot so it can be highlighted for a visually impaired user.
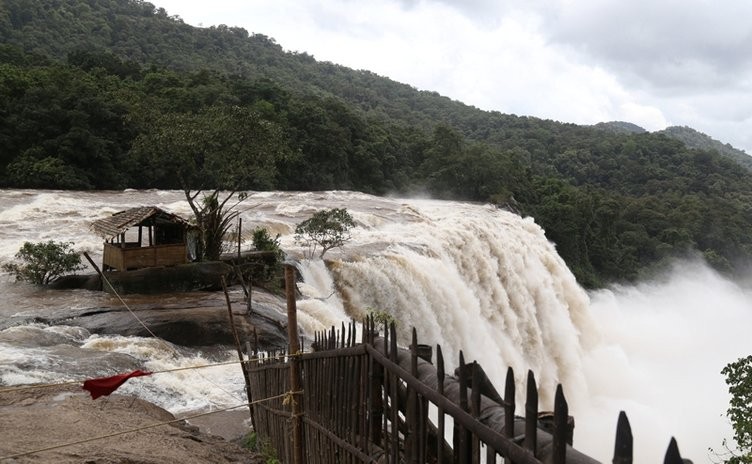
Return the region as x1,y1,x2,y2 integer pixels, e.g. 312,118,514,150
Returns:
0,384,265,464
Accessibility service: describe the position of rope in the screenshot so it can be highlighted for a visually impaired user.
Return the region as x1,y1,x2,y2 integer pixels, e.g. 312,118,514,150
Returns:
0,391,294,461
0,352,301,395
97,271,243,404
99,271,161,341
282,389,303,407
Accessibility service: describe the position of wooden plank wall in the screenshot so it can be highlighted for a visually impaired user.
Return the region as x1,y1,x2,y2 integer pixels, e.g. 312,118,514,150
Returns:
103,242,186,271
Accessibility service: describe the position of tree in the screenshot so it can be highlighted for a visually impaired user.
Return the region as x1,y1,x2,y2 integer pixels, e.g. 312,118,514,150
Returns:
294,208,355,258
716,355,752,463
129,105,289,260
2,241,84,284
199,191,245,261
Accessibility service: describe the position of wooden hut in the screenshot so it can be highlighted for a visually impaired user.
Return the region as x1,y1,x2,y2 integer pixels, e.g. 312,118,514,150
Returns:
91,207,195,272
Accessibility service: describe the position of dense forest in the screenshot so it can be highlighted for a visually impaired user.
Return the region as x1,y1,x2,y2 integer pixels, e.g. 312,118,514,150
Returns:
2,0,752,288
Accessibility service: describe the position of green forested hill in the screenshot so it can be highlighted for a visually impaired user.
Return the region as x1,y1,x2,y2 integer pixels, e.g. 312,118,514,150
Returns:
2,0,752,287
658,126,752,171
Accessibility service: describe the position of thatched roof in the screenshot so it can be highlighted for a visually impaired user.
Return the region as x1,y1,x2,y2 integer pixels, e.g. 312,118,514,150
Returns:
91,206,193,240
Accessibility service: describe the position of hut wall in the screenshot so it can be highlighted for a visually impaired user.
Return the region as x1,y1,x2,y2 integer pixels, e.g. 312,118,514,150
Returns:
103,242,187,271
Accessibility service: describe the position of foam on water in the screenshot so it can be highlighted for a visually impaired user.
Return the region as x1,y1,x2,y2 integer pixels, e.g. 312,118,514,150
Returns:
1,189,748,462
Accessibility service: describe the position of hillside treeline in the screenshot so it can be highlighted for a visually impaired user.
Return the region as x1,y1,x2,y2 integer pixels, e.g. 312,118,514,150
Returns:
2,0,752,287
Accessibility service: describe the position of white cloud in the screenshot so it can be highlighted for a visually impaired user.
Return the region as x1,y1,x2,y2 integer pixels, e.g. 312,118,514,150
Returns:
154,0,752,153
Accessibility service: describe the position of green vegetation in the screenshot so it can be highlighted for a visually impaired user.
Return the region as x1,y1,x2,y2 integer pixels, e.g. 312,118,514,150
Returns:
251,227,285,283
252,228,283,258
241,431,280,464
295,209,355,258
659,126,752,172
2,0,752,286
716,356,752,463
367,308,397,327
2,241,84,284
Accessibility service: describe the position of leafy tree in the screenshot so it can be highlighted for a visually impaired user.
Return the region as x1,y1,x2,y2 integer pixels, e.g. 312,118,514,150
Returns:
295,208,355,258
715,355,752,463
2,241,84,284
129,105,289,260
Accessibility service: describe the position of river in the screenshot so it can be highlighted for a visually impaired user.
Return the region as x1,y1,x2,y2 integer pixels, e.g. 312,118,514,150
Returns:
1,188,750,463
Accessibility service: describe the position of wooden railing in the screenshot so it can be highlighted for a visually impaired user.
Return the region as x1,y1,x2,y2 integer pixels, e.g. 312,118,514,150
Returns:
246,319,692,464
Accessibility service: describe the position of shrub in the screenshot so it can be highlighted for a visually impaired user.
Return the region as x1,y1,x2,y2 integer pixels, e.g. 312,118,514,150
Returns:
250,227,285,284
252,227,284,258
1,241,84,285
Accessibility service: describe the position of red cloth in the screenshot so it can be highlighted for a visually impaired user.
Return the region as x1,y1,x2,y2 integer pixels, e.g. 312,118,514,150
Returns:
82,370,152,399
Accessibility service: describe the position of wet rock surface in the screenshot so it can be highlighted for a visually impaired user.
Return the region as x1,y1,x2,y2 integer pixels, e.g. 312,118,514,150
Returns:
34,287,290,350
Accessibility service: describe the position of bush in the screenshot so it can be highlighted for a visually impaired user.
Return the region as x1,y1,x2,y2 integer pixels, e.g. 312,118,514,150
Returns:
250,227,285,284
1,241,84,284
252,227,284,259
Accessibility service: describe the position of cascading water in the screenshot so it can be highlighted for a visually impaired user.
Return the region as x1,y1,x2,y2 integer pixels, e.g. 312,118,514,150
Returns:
294,200,598,409
1,189,748,463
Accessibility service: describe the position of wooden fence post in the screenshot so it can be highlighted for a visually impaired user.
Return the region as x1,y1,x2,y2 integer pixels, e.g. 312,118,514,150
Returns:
552,385,568,464
220,276,254,422
436,344,446,464
613,411,632,464
663,437,686,464
524,370,538,456
284,263,304,464
237,217,242,258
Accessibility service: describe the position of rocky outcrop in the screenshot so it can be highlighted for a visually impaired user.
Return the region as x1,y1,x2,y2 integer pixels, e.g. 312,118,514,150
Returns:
50,261,233,294
39,287,289,350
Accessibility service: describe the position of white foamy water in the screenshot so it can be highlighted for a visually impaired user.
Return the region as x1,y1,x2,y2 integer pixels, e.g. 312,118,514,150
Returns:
1,189,749,463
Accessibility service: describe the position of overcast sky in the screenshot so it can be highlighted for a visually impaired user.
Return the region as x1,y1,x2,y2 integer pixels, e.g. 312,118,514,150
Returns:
153,0,752,154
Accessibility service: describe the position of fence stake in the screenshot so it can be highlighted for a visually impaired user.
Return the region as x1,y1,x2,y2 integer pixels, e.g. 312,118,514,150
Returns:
459,351,471,464
237,217,242,258
408,328,420,464
471,362,481,464
613,411,632,464
524,370,538,456
284,264,304,464
437,344,446,464
220,277,254,421
503,366,516,464
390,323,400,464
552,384,568,464
664,437,685,464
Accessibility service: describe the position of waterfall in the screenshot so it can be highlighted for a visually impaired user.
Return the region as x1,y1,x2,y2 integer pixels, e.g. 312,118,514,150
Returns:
291,199,599,409
1,189,741,462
